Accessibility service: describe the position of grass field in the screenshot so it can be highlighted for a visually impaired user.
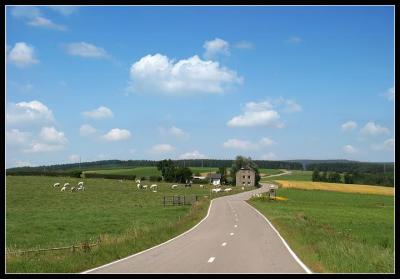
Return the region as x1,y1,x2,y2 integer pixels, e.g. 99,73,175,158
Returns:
275,180,394,196
249,188,394,273
6,175,254,273
259,169,285,176
84,166,161,177
261,170,313,182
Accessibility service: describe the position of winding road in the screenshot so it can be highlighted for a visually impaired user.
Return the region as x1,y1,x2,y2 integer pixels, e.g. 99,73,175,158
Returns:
83,183,310,274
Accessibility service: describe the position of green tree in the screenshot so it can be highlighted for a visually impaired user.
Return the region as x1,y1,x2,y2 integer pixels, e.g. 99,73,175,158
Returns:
175,167,193,183
320,171,328,182
312,169,320,181
328,172,341,183
157,159,176,181
217,167,227,184
344,173,354,184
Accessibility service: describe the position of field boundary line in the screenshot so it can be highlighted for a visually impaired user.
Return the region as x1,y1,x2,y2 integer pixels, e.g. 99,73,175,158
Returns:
244,201,313,274
81,198,215,274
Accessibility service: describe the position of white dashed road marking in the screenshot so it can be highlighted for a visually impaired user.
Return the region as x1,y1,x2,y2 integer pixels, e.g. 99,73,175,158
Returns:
230,232,234,236
221,242,227,246
234,225,238,228
208,257,215,263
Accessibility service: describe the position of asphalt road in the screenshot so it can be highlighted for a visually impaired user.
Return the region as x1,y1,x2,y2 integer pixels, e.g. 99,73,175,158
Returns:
84,184,309,274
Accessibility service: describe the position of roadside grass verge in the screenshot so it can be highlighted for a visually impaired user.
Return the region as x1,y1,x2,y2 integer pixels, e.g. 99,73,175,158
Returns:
248,188,394,273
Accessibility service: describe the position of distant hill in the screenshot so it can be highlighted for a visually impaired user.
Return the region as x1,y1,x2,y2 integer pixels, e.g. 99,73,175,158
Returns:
6,158,393,173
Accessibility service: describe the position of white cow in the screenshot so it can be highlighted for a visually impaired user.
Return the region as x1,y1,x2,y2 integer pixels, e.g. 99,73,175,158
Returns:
135,179,141,184
171,184,178,189
78,181,84,187
53,183,60,188
142,185,148,190
199,185,204,188
212,188,221,193
64,183,70,188
70,186,76,192
137,183,141,189
60,186,67,191
224,188,232,192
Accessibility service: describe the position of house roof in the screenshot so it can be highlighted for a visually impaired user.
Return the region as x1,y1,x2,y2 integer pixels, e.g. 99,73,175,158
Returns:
208,173,222,179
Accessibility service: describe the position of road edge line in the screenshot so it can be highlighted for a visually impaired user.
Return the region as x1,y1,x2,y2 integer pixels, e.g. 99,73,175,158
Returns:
81,198,215,274
244,201,313,274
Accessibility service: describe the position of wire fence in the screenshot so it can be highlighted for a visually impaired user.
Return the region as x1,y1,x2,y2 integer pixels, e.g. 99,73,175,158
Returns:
6,240,100,255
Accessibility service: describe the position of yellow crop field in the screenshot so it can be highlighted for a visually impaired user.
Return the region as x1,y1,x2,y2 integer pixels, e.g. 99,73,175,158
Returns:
275,180,394,196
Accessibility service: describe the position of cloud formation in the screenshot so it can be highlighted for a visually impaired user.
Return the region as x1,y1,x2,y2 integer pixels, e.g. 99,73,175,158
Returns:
370,138,394,151
227,101,283,128
6,100,54,126
343,145,357,154
8,42,39,67
341,121,357,132
65,42,108,58
203,38,230,59
12,6,66,30
102,128,131,141
82,106,113,119
129,54,243,95
361,122,390,136
159,126,189,140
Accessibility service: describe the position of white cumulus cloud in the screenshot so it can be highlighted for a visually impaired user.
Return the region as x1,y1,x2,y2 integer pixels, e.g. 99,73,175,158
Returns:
82,106,113,119
179,150,206,159
370,138,394,151
343,145,357,154
227,102,283,128
102,128,131,141
6,100,54,126
65,42,108,58
11,6,66,31
203,38,230,59
48,6,79,16
28,16,66,30
341,121,357,132
361,122,390,136
39,126,68,144
8,42,39,67
159,126,189,139
6,129,31,145
150,144,175,154
129,54,243,95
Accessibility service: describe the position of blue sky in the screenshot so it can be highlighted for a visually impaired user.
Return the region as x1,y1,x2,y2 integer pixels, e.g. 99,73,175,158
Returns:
6,5,395,167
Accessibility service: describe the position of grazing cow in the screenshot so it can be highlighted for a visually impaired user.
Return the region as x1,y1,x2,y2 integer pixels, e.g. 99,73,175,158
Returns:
64,183,70,188
212,188,221,193
224,188,232,192
171,184,178,189
137,183,141,189
70,186,76,192
142,185,148,190
60,186,67,191
78,181,84,187
53,183,60,188
199,185,204,188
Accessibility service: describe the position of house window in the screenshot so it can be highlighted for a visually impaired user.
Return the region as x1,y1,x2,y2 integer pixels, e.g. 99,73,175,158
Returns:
243,175,245,179
248,175,250,179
